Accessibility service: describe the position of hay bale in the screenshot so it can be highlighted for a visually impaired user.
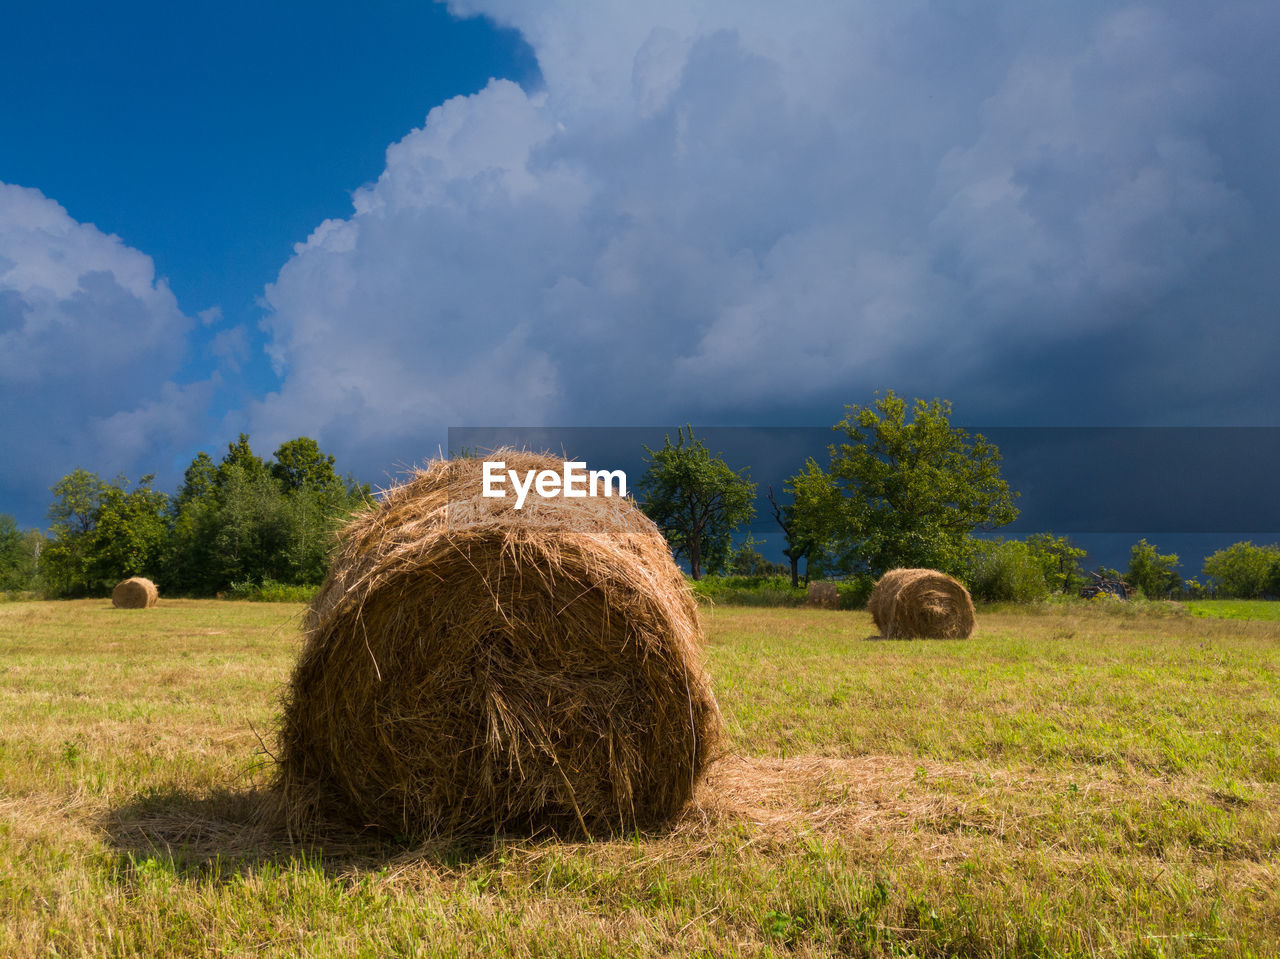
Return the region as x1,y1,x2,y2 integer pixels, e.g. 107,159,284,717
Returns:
868,568,974,639
806,581,839,609
276,452,722,838
111,576,158,609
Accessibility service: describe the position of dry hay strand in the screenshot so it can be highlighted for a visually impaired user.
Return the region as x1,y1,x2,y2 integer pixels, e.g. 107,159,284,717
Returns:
276,451,722,839
112,576,158,609
868,568,974,639
806,581,839,609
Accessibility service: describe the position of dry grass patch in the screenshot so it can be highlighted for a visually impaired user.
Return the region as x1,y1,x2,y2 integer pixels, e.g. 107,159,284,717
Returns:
1,601,1278,956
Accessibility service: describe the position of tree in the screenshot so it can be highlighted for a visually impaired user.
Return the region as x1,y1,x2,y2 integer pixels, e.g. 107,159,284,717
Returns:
803,392,1018,577
43,469,111,596
638,427,757,580
1024,533,1087,594
271,437,339,494
767,487,813,587
166,435,367,594
43,471,168,595
1202,541,1280,598
1126,539,1181,599
728,542,787,577
85,476,169,589
176,451,217,508
0,514,39,592
166,452,221,594
221,433,270,483
769,460,854,586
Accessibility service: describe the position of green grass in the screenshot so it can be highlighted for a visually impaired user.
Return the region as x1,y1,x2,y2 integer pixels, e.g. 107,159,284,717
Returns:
1187,599,1280,621
1,599,1278,956
690,574,874,609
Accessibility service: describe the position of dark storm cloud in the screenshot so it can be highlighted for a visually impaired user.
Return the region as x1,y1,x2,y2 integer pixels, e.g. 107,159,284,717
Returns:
250,0,1278,482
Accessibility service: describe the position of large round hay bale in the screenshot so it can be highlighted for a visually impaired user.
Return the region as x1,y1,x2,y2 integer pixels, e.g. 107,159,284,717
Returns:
868,568,974,639
806,581,839,609
111,576,158,609
276,452,722,838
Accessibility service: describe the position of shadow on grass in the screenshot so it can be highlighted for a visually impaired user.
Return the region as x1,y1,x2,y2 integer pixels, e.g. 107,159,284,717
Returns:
101,784,506,881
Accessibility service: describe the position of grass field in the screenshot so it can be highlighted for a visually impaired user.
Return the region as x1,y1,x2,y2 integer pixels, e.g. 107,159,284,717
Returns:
1187,600,1280,622
1,600,1277,957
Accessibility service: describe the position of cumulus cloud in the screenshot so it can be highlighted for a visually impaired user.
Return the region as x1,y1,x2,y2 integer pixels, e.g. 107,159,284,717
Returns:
0,183,210,520
253,0,1278,473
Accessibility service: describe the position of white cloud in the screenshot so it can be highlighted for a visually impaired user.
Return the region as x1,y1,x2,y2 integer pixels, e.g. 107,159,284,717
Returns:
0,182,209,516
252,1,1274,471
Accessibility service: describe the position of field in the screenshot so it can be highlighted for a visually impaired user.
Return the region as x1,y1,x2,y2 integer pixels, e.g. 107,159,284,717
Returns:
1,600,1277,957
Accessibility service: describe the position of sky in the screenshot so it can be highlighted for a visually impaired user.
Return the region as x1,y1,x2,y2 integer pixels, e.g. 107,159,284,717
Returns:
2,1,1278,565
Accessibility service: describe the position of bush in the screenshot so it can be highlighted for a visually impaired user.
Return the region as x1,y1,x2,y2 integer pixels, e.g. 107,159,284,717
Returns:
688,574,874,609
1202,542,1280,599
1181,578,1209,600
968,539,1050,603
1126,539,1182,600
689,575,804,607
728,544,789,577
226,578,318,603
834,575,875,609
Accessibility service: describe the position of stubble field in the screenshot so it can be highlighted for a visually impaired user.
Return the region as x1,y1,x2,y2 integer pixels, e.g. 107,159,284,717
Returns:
0,599,1277,957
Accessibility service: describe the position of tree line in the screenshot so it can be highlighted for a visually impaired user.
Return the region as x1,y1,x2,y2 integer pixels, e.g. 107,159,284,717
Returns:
0,435,370,597
635,392,1280,601
2,393,1279,600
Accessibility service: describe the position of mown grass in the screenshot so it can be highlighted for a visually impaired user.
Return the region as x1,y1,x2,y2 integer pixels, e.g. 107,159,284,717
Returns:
0,599,1277,957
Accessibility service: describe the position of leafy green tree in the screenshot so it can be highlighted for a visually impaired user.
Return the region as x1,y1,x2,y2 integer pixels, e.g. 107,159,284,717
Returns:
801,392,1018,577
773,460,855,584
176,451,217,508
1025,532,1087,594
1202,541,1280,598
165,452,221,594
44,471,168,595
1181,578,1208,600
48,468,107,537
271,437,339,493
84,476,169,589
221,433,271,483
43,469,111,596
0,514,40,591
638,427,757,580
968,539,1050,603
728,542,787,577
1126,539,1182,599
166,435,366,594
207,460,292,588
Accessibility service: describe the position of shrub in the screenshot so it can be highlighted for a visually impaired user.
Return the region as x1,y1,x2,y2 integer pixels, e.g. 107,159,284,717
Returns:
967,539,1050,603
835,575,875,610
689,575,804,607
728,544,788,577
226,578,318,602
689,573,874,609
1126,539,1181,600
1202,542,1280,599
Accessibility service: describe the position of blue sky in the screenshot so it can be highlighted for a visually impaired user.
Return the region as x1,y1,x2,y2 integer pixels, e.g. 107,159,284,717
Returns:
2,1,1278,553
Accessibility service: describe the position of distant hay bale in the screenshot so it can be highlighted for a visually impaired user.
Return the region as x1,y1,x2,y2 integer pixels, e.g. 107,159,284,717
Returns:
111,577,158,609
275,451,722,838
868,568,974,639
806,581,839,609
